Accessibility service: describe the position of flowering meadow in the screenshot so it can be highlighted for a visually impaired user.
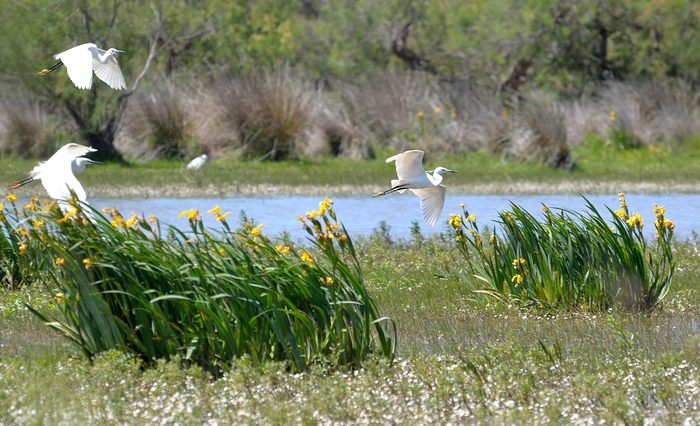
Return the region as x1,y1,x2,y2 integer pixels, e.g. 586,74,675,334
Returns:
1,191,698,423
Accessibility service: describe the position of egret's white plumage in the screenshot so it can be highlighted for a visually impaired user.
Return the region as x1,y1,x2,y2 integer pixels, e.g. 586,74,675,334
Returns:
38,43,126,90
27,156,99,184
72,157,100,174
186,154,208,170
373,150,457,227
9,143,97,206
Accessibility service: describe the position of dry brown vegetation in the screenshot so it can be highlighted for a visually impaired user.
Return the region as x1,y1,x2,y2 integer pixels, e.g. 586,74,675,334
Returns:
122,73,700,166
0,93,67,159
2,73,700,167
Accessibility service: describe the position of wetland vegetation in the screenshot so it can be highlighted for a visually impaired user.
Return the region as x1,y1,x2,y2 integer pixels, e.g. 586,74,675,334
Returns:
1,0,700,423
0,186,698,423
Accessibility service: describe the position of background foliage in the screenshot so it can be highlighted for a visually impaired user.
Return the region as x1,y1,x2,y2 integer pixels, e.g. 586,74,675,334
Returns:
0,0,699,162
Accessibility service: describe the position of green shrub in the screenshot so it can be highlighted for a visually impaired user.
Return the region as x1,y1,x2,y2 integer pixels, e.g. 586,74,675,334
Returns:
450,194,675,311
20,197,394,374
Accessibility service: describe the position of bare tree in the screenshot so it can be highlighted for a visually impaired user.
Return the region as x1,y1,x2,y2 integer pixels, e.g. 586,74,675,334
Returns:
390,21,437,75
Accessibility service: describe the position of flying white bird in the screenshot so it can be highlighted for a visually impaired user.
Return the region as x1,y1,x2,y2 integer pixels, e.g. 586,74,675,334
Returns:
20,156,100,179
373,150,457,227
9,143,97,207
186,154,208,170
37,43,126,90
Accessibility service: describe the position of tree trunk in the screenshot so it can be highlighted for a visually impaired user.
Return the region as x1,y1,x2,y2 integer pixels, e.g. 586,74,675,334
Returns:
500,59,532,106
83,128,124,162
391,21,437,75
596,19,612,81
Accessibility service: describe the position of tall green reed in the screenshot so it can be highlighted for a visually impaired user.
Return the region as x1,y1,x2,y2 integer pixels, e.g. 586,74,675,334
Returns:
0,195,52,289
450,194,675,311
15,196,393,373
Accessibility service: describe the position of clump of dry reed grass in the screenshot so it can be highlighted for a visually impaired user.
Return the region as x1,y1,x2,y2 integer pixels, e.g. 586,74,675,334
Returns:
339,72,468,154
449,85,510,152
116,79,196,161
215,70,315,160
120,69,369,162
507,93,574,169
205,69,365,161
0,90,70,159
5,75,700,165
565,80,700,148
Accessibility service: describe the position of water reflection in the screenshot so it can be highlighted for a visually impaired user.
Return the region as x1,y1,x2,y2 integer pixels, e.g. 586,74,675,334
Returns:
90,193,700,241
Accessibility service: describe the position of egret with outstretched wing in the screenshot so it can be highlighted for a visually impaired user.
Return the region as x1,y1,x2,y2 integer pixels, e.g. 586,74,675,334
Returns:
9,143,97,208
373,150,457,227
37,43,126,90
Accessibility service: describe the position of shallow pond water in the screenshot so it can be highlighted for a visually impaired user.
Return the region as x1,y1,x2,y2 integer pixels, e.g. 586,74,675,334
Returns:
89,193,700,241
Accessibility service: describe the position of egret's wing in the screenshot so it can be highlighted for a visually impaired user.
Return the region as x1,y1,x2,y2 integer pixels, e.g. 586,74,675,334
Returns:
52,143,96,162
411,185,446,227
41,144,95,202
41,173,87,202
389,179,408,193
57,45,94,90
91,49,126,90
386,150,426,179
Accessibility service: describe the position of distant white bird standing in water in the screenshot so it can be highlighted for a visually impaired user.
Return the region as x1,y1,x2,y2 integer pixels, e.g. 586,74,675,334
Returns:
186,154,208,170
8,143,97,208
37,43,126,90
373,150,457,227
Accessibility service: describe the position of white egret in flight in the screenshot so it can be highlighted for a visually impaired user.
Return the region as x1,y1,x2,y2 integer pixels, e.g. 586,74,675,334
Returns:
186,154,208,170
9,143,97,208
373,150,457,227
37,43,127,90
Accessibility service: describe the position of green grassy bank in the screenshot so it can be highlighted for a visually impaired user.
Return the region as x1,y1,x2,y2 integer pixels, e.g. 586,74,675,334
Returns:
4,139,700,198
